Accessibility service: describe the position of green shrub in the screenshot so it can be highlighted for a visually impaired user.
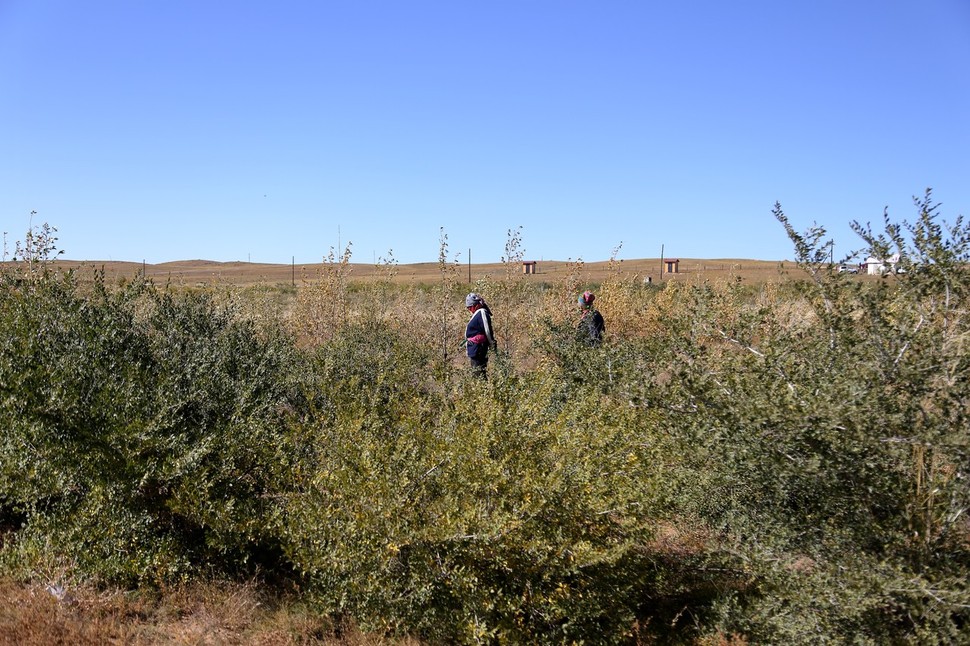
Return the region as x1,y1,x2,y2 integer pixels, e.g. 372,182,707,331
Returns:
0,270,299,584
283,355,683,643
3,193,969,642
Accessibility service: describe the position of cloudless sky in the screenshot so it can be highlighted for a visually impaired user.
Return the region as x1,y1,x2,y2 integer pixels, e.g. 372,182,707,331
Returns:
2,1,968,264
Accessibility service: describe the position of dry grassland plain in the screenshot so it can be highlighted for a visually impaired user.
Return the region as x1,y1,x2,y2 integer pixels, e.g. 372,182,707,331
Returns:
50,257,853,288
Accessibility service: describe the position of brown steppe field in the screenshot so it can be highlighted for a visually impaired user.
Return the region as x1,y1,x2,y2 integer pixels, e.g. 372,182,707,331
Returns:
51,256,816,287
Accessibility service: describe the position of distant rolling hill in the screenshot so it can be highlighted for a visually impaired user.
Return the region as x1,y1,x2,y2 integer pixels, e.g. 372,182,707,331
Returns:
47,257,793,286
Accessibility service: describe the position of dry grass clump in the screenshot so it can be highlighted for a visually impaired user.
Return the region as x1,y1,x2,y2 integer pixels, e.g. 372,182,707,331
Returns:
0,578,419,645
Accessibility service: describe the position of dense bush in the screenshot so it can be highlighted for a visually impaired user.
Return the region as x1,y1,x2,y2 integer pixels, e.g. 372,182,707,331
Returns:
2,192,969,643
0,268,299,583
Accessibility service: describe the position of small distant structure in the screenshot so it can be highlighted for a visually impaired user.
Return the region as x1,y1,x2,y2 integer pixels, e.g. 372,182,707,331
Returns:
864,253,900,275
663,258,680,274
522,260,538,275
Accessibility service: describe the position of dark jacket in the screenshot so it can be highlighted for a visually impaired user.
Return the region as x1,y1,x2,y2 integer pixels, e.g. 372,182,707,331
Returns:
465,307,494,360
580,309,605,345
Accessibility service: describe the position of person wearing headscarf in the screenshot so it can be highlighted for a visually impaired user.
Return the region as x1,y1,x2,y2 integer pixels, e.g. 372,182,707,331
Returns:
578,290,605,345
464,292,495,378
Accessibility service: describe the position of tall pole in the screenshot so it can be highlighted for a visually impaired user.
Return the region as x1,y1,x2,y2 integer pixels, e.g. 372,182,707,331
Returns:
660,244,664,280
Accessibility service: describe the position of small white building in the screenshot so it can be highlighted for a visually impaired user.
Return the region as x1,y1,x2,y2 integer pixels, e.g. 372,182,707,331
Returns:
865,253,901,275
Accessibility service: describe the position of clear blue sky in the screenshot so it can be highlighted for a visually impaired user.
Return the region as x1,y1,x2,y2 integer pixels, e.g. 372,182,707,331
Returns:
2,1,968,265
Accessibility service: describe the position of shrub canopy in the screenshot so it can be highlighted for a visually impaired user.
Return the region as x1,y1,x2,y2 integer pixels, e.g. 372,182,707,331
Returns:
2,192,969,643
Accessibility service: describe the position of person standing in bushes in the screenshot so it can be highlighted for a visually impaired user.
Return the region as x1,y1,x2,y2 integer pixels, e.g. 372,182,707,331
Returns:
464,292,495,378
578,290,605,345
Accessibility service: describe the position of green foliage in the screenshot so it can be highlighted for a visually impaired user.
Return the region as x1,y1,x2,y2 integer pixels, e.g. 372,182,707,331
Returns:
0,269,299,584
284,357,676,642
2,195,970,642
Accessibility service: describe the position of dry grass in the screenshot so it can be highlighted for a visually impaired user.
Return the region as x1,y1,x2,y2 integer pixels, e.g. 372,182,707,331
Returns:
41,257,804,288
0,579,419,645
